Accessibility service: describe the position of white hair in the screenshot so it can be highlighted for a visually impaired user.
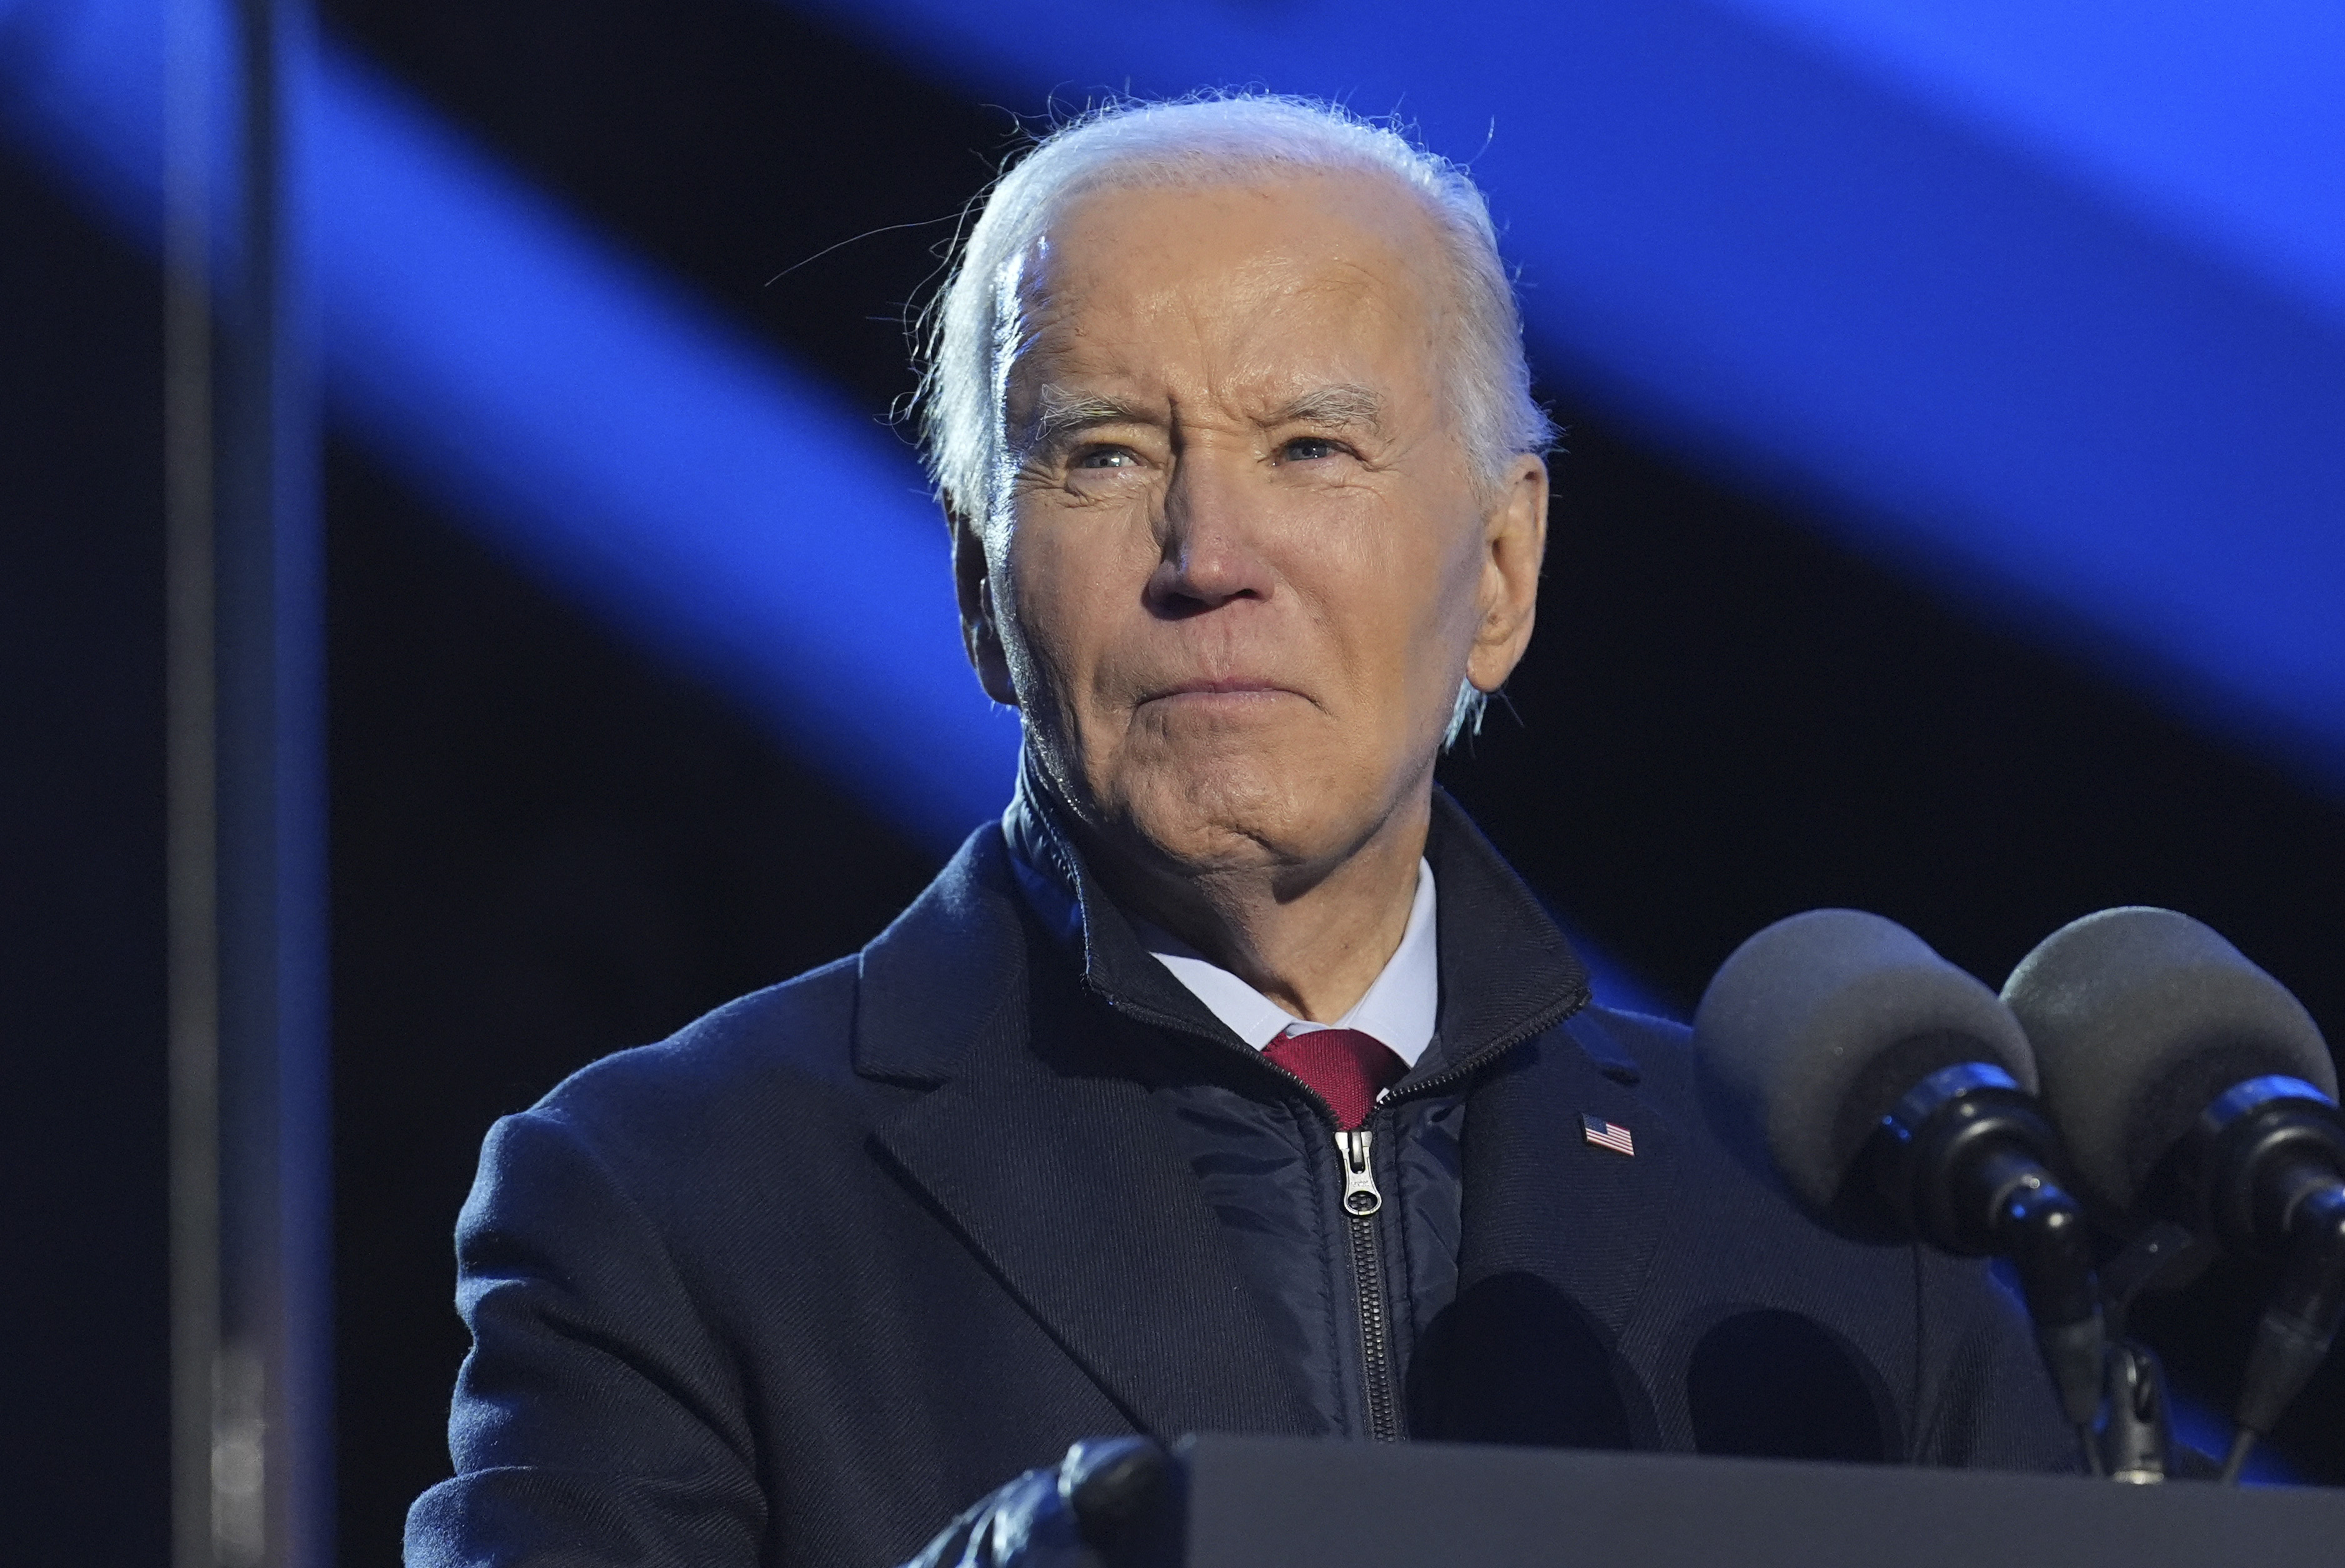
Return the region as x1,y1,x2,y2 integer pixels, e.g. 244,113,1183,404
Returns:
918,93,1552,744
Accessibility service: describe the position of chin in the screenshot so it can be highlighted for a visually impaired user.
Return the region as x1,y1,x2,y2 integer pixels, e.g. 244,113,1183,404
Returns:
1108,747,1368,874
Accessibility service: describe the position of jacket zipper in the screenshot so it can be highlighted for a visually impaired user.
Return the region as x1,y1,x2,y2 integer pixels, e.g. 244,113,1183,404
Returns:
1337,1126,1401,1442
1374,982,1591,1108
1088,979,1595,1445
1325,985,1592,1446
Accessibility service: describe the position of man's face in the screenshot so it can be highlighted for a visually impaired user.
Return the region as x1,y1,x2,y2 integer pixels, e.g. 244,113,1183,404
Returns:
960,170,1546,887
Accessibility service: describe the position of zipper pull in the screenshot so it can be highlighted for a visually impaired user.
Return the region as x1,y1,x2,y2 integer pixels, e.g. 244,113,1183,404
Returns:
1338,1129,1382,1216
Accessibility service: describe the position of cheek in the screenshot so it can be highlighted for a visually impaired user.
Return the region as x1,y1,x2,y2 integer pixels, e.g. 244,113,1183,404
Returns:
1407,482,1497,626
1319,501,1484,680
996,509,1141,697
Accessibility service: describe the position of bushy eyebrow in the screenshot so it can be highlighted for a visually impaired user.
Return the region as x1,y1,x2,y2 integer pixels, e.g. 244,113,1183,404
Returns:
1266,384,1387,436
1009,381,1389,462
1012,387,1156,460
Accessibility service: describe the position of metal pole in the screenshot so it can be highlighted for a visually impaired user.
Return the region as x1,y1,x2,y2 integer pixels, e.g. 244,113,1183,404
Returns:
166,0,329,1563
164,0,224,1557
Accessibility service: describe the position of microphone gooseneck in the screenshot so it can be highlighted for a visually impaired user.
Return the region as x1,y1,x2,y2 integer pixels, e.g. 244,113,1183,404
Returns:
1693,910,2106,1451
2002,907,2344,1482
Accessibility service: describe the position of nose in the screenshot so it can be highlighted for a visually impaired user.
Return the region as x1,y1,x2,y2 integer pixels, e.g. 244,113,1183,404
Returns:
1149,446,1274,616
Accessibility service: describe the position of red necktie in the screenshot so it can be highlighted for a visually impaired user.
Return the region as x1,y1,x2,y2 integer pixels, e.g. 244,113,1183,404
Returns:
1262,1028,1408,1131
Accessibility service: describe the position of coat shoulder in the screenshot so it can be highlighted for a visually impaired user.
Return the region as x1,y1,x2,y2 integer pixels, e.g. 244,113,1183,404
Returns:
1562,1001,1698,1104
488,822,1028,1207
522,956,871,1177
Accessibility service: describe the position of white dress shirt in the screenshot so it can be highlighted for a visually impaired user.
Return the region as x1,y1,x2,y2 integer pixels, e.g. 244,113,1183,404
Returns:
1138,859,1439,1068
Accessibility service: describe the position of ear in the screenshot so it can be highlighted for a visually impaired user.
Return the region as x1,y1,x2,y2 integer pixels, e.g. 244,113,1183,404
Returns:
1465,453,1549,694
951,508,1021,707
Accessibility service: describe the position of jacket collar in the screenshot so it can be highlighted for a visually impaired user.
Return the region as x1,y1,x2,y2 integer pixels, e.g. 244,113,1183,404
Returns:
853,762,1598,1080
1001,761,1265,1047
848,762,1252,1086
999,758,1593,1078
1413,787,1592,1079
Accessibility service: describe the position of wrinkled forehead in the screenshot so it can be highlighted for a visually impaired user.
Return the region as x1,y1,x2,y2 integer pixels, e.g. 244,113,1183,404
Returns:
992,169,1456,409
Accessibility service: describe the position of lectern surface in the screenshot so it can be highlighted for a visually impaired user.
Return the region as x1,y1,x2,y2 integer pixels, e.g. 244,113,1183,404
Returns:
1184,1435,2344,1568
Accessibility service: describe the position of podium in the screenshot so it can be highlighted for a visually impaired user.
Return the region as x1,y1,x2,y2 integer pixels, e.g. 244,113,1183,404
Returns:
1183,1436,2345,1567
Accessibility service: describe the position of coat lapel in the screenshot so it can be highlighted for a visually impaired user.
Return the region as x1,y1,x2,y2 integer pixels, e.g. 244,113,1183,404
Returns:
1417,1008,1682,1448
858,827,1322,1442
1413,790,1674,1339
1458,1011,1681,1334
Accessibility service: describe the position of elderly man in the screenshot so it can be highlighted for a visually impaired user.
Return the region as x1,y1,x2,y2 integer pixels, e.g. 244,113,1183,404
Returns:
406,96,2072,1568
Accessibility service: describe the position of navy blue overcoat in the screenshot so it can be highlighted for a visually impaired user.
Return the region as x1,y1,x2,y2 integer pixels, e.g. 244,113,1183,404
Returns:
407,794,2071,1568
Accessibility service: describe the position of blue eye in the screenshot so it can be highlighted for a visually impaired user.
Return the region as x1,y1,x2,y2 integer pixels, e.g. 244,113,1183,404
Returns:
1074,447,1137,469
1282,436,1342,462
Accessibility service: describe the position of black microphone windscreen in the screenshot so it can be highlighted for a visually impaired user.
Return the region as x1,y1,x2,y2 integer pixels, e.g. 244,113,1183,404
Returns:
2001,907,2332,1218
1692,909,2036,1214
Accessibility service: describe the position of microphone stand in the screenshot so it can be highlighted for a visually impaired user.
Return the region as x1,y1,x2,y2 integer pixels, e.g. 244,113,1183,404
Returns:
2098,1342,2173,1484
2090,1222,2217,1482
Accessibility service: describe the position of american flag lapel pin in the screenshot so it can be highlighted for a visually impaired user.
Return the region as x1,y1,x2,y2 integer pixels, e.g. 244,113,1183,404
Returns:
1581,1112,1635,1157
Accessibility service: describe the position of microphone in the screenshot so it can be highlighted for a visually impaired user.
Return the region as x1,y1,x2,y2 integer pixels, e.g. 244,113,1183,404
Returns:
2002,907,2344,1481
1692,910,2106,1448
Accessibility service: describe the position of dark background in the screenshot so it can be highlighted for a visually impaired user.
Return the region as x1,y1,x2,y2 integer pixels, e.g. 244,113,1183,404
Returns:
4,1,2341,1561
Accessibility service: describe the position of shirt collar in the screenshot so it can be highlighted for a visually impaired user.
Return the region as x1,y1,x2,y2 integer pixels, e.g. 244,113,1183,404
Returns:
1003,762,1439,1066
1001,755,1590,1078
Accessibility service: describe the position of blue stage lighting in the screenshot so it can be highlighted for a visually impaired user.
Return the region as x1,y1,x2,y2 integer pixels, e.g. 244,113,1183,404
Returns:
313,57,1020,852
0,0,1691,1009
786,0,2345,795
2,0,1021,853
1708,0,2345,325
